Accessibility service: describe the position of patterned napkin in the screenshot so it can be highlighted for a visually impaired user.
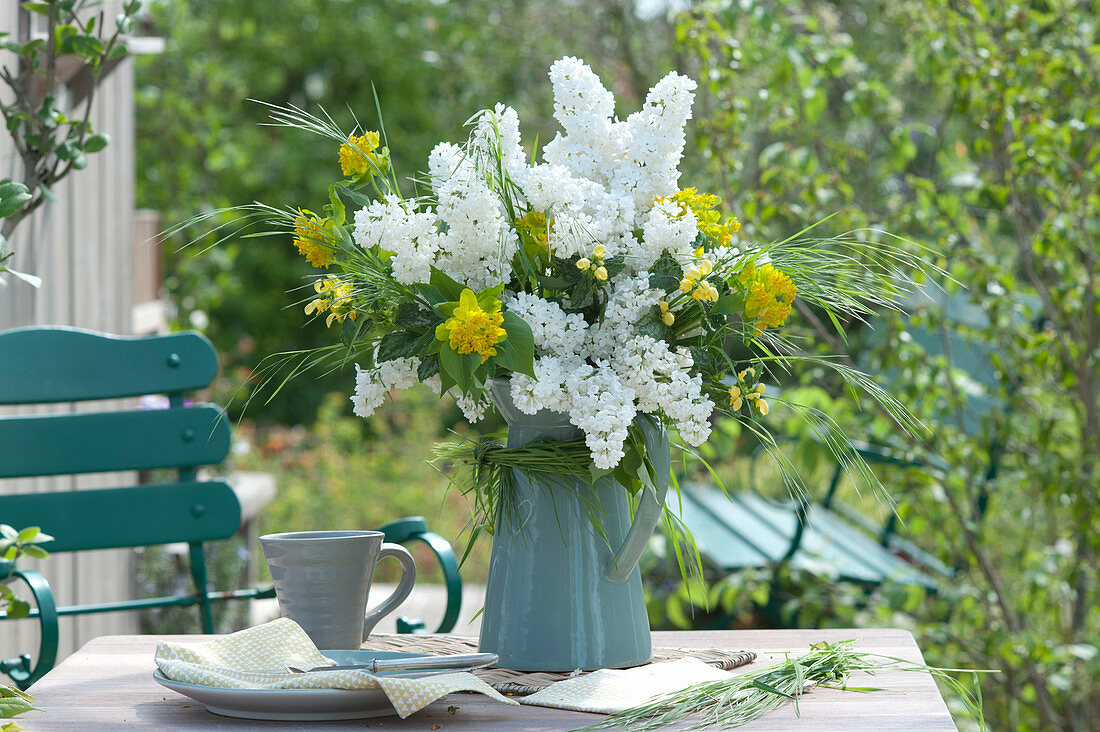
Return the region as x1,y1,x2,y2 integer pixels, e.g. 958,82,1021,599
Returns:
154,618,517,718
521,657,735,714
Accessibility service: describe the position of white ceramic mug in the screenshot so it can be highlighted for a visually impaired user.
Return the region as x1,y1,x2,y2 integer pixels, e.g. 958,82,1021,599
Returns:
259,530,416,649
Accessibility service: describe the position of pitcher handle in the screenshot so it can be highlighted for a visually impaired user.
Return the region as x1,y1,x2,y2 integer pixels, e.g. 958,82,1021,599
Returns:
362,543,417,638
605,416,670,582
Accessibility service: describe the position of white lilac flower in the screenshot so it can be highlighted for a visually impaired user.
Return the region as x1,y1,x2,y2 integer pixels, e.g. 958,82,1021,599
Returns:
350,357,421,418
353,195,440,285
565,366,636,469
434,166,514,291
637,198,698,272
505,292,588,357
455,389,493,423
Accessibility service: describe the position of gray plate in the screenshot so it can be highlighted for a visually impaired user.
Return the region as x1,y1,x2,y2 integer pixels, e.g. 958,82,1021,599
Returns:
153,650,425,721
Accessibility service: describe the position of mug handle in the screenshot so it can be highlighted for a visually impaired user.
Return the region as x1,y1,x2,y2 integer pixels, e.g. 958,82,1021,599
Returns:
362,543,417,638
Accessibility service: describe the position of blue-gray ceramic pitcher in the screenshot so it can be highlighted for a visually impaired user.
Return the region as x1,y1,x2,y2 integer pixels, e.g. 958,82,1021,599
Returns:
479,377,670,671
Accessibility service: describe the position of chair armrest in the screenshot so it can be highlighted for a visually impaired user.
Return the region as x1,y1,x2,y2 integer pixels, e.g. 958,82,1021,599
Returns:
377,517,463,634
0,568,59,689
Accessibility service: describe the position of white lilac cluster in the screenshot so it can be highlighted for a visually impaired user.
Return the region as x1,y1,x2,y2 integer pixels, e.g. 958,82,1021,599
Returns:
507,275,713,468
350,57,716,469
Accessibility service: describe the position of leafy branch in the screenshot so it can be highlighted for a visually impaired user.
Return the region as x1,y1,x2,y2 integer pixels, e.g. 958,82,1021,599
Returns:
0,524,53,620
0,0,143,286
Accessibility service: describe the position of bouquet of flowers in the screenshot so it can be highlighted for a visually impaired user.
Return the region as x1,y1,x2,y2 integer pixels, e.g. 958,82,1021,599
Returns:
199,56,925,535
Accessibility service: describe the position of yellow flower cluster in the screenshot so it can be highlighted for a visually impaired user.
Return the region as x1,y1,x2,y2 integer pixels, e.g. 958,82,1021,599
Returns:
728,367,768,416
658,300,675,326
659,188,742,245
576,244,609,281
304,277,359,328
738,262,797,331
514,210,553,261
436,289,507,363
292,209,337,268
339,131,383,179
679,258,719,302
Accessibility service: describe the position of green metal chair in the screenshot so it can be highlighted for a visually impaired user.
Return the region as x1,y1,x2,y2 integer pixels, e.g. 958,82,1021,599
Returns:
0,326,462,689
675,292,1015,625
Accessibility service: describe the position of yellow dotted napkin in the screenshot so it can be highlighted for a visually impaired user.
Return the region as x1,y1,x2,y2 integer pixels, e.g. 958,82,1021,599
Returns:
521,657,735,714
154,618,517,718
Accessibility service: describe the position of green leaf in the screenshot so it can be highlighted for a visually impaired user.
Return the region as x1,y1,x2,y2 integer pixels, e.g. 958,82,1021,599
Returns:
634,309,670,341
21,546,48,560
3,599,30,620
21,3,52,17
83,133,109,153
439,345,478,394
377,330,423,363
429,267,464,301
570,276,594,308
0,181,31,218
29,531,53,545
394,301,439,329
0,526,16,541
474,283,505,310
414,284,448,308
15,527,37,544
496,310,535,377
55,138,82,162
712,293,744,316
325,184,346,226
417,353,440,381
69,33,104,58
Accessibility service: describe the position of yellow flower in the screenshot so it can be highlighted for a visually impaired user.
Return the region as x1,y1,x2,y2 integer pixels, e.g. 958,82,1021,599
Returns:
739,262,797,331
592,244,606,259
514,210,553,259
435,288,507,363
292,209,337,268
659,300,675,326
655,188,740,244
305,277,358,327
576,258,591,271
728,385,743,410
594,266,608,281
339,131,383,178
756,398,769,416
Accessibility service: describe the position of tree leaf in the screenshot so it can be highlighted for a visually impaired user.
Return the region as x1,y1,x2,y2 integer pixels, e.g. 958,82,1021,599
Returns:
3,599,30,620
21,3,52,18
83,133,109,153
0,181,31,218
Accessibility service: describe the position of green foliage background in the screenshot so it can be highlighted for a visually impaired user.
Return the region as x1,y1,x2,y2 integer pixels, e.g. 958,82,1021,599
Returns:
137,1,1098,729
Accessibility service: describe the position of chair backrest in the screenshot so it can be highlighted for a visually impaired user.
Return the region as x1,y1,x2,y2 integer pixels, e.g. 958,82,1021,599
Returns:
0,327,241,552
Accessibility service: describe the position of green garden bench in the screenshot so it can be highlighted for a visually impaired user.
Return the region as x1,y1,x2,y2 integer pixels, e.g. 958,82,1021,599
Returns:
0,326,462,689
678,291,1012,623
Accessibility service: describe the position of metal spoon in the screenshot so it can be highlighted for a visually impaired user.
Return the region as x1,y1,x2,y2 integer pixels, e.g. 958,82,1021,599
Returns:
287,652,498,675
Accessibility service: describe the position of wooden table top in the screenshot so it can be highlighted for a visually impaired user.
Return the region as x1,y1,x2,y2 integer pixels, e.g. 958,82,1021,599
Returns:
24,628,955,730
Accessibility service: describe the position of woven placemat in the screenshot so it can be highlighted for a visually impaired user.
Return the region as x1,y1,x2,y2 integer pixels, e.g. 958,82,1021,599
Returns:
362,634,757,696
